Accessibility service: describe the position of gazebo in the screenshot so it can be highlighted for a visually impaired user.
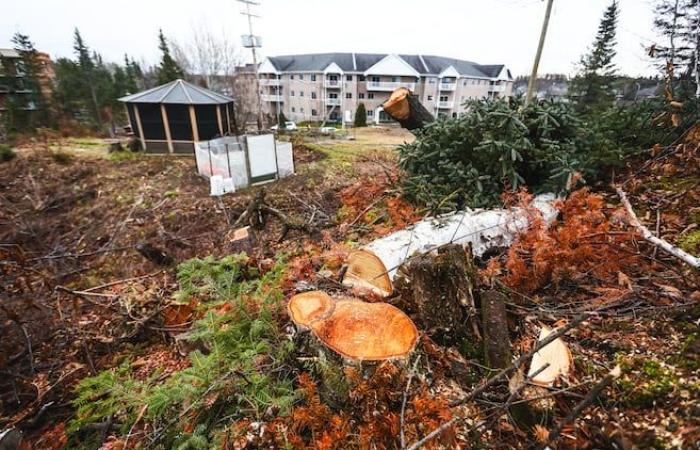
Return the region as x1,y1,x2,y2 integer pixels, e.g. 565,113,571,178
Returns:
119,79,235,154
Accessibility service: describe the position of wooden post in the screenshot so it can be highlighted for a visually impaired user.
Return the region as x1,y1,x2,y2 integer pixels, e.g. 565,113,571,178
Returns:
160,104,174,154
525,0,554,106
216,105,224,136
133,104,147,151
189,105,200,142
225,103,232,134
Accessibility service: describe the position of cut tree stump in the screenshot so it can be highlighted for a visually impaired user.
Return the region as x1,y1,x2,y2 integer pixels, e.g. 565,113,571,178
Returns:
480,289,512,370
394,244,478,341
382,87,435,131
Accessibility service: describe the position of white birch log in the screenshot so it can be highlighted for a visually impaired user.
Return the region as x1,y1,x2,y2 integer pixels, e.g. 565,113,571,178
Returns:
343,194,559,296
615,186,700,269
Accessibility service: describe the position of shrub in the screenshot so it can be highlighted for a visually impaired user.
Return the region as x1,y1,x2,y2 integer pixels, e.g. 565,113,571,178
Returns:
398,96,649,211
354,103,367,127
70,254,296,448
0,144,16,162
277,111,288,128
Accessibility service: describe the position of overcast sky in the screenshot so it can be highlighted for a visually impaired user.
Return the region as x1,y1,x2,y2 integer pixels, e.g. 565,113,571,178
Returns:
3,0,659,77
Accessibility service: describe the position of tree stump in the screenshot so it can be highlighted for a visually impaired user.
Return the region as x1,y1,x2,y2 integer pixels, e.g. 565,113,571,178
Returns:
394,244,478,342
480,289,512,370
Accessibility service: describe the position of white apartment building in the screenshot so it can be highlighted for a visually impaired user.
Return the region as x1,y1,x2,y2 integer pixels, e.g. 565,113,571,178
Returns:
256,53,514,124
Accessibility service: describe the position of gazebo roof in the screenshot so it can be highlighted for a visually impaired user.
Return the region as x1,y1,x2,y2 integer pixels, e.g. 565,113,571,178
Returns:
119,79,233,105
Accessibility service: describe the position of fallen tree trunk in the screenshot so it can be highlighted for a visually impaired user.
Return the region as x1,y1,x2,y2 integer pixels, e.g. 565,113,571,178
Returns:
481,290,512,369
382,87,435,131
343,194,558,296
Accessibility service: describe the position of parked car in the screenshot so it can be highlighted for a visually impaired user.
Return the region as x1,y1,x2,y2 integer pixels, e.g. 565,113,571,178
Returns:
319,127,336,134
271,121,298,131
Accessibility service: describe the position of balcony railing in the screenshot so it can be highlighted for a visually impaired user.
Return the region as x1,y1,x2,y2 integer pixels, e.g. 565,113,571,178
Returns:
324,98,341,106
324,79,341,88
366,81,416,92
262,94,284,102
438,101,454,109
439,82,456,91
259,78,281,86
489,84,506,93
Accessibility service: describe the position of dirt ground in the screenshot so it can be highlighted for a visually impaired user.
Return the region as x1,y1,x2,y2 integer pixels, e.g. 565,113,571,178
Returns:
0,125,698,449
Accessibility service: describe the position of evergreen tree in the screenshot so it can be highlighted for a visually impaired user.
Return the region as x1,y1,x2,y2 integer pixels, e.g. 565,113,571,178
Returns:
72,28,103,127
354,103,367,127
277,111,288,128
569,0,620,112
156,29,184,85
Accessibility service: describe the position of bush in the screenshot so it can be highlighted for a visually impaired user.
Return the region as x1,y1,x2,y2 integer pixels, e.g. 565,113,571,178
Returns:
354,103,367,127
0,144,16,162
398,96,650,211
70,254,296,448
277,111,288,128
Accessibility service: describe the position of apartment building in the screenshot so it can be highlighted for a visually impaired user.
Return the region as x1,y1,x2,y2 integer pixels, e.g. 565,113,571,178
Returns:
255,53,513,125
0,48,54,116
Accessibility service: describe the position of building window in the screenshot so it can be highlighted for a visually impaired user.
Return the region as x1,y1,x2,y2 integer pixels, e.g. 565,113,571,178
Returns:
452,112,457,118
311,74,316,81
427,95,433,101
440,95,448,101
367,110,374,117
371,76,380,83
367,93,374,99
429,79,435,84
292,107,296,112
391,76,398,82
301,107,304,113
299,74,304,80
312,109,317,116
291,90,295,96
311,92,317,99
291,75,295,80
346,93,352,99
346,75,352,81
463,81,467,86
359,75,366,81
300,91,304,97
358,93,365,99
329,93,338,99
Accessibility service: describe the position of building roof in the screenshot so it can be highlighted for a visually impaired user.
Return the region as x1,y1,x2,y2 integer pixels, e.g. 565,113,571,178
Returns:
119,79,233,105
262,53,511,79
0,48,21,58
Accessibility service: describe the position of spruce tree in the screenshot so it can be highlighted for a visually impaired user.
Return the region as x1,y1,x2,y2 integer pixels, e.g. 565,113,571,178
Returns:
156,30,184,85
9,32,48,130
569,0,620,113
354,103,367,127
73,28,103,127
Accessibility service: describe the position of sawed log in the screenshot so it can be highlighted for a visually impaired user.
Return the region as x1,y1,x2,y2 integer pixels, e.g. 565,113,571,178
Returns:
382,87,435,131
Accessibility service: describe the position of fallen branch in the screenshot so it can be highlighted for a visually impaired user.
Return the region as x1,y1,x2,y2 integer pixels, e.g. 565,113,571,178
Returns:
535,365,622,450
614,185,699,269
405,313,590,450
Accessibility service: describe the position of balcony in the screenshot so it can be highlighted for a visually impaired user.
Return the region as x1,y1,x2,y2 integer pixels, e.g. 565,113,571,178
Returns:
366,81,416,92
262,94,284,102
489,84,506,93
324,97,341,106
438,101,454,109
324,79,341,88
439,82,456,91
259,78,281,86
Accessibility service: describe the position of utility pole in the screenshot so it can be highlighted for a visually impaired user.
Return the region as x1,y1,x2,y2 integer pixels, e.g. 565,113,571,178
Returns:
238,0,265,130
525,0,554,106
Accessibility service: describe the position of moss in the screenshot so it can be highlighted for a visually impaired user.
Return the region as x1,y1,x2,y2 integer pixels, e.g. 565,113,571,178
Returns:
678,230,700,256
616,357,680,408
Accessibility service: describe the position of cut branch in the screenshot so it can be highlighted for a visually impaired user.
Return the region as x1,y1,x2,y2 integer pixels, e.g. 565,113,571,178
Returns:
382,87,435,131
614,185,699,269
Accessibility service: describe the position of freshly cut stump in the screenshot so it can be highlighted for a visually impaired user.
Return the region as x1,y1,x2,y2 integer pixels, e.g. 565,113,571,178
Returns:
287,291,334,328
343,250,393,297
288,292,418,361
382,87,435,131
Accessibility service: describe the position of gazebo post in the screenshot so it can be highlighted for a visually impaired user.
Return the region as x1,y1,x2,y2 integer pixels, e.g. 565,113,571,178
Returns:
216,106,224,136
160,104,174,154
225,103,232,135
133,104,147,151
189,105,200,142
